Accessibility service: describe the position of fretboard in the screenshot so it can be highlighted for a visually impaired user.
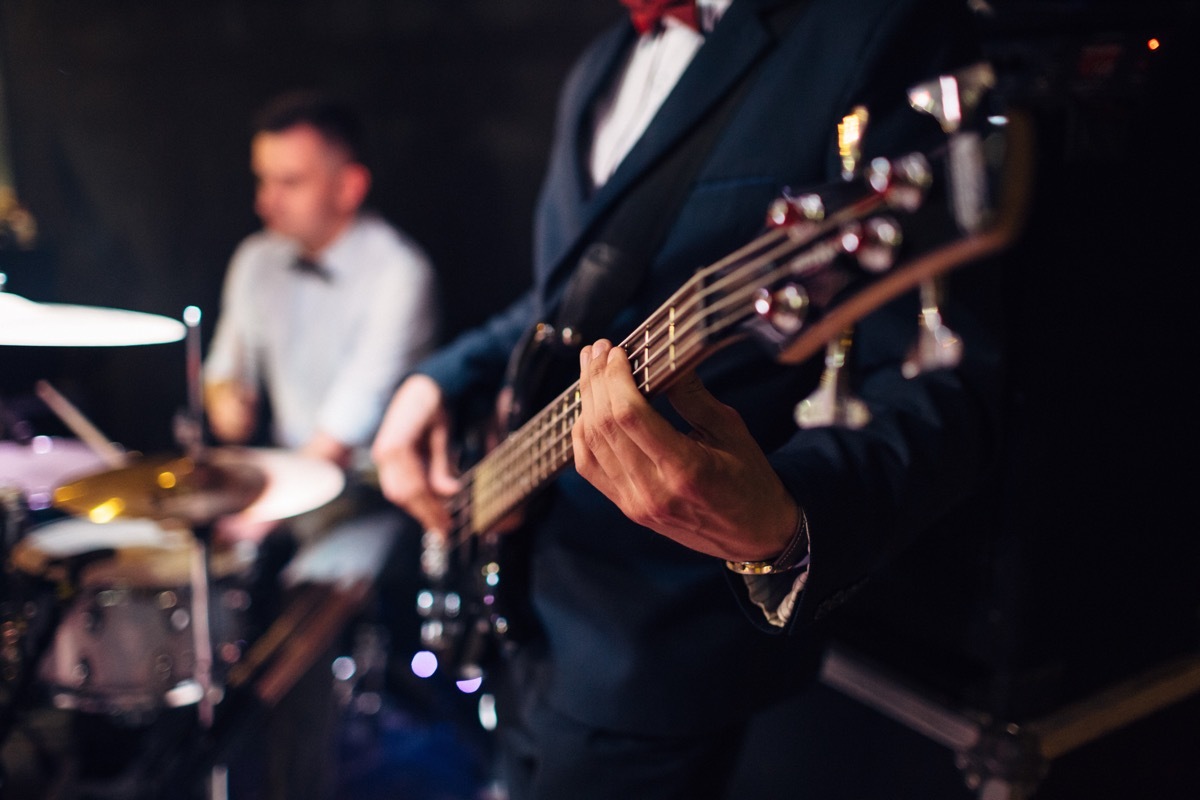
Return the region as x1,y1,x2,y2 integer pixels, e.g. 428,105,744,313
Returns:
453,220,847,541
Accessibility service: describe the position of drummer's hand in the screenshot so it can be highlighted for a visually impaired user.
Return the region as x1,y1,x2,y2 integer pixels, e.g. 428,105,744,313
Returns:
205,380,258,444
370,374,459,535
302,430,352,470
573,340,799,563
214,514,280,546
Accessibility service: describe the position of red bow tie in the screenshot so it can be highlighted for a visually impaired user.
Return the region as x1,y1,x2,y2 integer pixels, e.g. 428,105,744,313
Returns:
620,0,698,34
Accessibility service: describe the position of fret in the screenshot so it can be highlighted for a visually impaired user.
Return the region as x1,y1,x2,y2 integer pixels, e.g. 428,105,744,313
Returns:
668,306,677,372
642,327,652,393
536,411,549,477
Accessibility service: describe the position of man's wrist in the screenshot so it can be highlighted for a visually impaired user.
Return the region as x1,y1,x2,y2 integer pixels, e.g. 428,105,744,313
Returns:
724,505,810,575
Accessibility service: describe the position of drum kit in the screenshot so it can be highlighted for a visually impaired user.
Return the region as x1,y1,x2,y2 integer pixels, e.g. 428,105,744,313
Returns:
0,282,347,797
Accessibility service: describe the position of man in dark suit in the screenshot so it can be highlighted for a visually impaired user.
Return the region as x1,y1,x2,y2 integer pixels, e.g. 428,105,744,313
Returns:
372,0,1000,797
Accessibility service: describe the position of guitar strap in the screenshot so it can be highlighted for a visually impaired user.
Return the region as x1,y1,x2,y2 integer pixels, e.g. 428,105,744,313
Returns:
552,1,809,344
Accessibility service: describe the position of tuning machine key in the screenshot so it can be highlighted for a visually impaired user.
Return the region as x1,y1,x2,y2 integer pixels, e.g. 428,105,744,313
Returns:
794,328,871,429
902,278,962,378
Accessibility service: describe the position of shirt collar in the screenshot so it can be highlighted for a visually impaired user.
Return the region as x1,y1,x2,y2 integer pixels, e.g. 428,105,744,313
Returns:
653,0,731,34
292,215,365,280
695,0,732,33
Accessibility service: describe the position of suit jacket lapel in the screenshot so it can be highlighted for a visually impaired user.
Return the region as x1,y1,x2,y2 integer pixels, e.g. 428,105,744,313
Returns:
534,22,633,291
558,24,633,213
543,0,798,292
590,0,782,211
542,0,806,299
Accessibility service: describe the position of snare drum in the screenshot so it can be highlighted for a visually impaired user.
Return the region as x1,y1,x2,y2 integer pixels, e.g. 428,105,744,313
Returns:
9,517,252,718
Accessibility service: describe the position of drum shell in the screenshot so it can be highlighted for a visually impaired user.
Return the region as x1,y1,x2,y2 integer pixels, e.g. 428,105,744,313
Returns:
37,579,248,717
10,517,253,719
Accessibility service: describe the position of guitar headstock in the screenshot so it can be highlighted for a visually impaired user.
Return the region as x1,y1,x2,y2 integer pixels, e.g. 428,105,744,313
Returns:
727,62,1031,426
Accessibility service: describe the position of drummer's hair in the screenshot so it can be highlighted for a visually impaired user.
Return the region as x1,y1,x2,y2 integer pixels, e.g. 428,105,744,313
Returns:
251,89,369,168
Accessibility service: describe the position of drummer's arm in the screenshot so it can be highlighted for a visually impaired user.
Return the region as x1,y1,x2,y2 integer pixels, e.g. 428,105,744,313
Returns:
205,380,259,444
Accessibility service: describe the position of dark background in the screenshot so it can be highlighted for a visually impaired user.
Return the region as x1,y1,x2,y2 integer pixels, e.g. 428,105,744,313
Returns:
2,1,1199,798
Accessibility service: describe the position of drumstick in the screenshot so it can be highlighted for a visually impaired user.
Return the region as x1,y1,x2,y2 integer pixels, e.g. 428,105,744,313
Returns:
34,379,128,467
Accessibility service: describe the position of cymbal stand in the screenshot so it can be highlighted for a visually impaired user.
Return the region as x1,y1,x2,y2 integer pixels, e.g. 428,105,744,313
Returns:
175,305,205,460
189,527,216,731
176,305,227,799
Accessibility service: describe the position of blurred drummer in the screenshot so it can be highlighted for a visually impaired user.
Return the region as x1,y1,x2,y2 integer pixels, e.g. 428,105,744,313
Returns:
204,88,438,480
202,89,439,800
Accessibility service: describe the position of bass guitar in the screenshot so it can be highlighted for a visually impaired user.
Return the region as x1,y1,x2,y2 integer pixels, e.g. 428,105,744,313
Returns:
416,63,1034,682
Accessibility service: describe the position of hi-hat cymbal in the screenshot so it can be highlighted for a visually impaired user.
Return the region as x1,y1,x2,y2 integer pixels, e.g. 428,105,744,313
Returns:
0,291,186,347
52,449,268,525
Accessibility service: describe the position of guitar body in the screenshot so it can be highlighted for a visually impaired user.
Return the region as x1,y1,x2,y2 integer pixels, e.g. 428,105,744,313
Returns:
430,325,580,679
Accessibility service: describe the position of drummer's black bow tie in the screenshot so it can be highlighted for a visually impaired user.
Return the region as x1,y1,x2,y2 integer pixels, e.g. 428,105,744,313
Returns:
292,255,333,281
620,0,698,34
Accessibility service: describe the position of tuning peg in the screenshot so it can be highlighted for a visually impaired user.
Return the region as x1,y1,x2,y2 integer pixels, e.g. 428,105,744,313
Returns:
837,105,869,180
794,328,871,429
766,189,826,229
902,278,962,378
907,62,996,134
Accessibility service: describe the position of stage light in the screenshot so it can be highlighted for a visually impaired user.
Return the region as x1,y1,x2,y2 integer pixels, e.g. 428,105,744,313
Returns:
478,692,498,731
456,676,483,694
411,650,438,678
331,655,356,681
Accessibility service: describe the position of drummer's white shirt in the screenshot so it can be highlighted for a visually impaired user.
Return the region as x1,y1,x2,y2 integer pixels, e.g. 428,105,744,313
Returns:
203,213,437,455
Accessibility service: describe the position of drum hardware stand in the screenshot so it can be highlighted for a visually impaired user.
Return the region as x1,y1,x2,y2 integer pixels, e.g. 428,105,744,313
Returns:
819,642,1200,799
189,524,218,733
2,484,24,568
52,303,231,800
144,579,372,798
176,304,229,800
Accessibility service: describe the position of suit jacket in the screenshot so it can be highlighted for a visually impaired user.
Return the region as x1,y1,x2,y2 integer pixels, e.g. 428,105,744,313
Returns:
418,0,1001,735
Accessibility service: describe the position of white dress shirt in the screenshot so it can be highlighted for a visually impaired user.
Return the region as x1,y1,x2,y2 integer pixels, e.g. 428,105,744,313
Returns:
589,0,732,188
204,213,438,455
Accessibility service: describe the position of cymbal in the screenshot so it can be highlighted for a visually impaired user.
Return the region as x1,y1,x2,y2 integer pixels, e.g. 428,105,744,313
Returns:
52,449,268,525
221,447,345,523
0,291,186,347
50,447,345,526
